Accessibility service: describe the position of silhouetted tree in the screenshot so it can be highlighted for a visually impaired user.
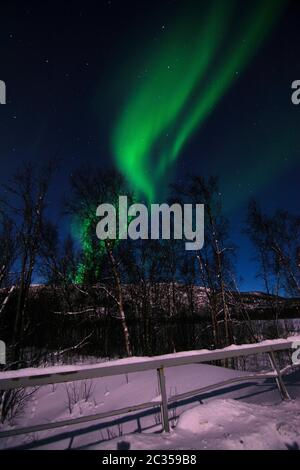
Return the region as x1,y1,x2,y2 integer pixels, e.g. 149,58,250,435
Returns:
173,176,236,348
65,167,134,356
1,161,56,363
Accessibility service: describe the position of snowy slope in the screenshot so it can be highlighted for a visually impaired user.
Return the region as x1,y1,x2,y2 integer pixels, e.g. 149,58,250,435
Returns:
93,397,300,450
1,361,300,450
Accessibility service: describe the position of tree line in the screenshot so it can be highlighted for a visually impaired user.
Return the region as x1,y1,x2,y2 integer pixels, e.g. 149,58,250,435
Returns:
0,161,300,367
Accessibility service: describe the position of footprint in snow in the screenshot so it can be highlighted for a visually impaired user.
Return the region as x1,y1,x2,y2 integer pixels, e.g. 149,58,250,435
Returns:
276,422,299,438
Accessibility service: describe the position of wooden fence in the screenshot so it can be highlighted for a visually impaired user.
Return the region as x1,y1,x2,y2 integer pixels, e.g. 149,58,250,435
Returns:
0,336,299,438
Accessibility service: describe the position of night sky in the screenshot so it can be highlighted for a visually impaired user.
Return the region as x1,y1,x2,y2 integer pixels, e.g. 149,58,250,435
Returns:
1,0,300,291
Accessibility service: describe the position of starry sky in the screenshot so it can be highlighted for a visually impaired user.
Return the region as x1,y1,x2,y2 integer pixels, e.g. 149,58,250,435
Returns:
0,0,300,291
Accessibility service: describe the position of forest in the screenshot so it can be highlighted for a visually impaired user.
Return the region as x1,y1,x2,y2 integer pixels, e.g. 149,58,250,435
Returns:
0,161,299,369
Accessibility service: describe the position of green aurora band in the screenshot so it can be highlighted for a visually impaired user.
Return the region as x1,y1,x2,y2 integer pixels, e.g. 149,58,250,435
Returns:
74,1,287,283
72,214,102,284
112,0,286,202
72,198,135,284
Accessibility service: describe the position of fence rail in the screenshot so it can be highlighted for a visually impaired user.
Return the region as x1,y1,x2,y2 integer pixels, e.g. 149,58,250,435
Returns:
0,336,299,439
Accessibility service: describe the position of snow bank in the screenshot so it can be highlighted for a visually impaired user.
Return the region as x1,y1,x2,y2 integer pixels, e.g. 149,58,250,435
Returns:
94,397,300,450
1,335,300,383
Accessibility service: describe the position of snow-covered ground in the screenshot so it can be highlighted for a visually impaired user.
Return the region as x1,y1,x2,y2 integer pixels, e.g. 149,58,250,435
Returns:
95,397,300,450
1,358,300,450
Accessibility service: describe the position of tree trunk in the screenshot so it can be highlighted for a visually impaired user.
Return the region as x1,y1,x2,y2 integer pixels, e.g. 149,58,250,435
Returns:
106,242,132,357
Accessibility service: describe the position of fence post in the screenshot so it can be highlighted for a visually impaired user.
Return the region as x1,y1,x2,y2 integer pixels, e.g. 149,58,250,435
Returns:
268,350,291,400
157,367,170,432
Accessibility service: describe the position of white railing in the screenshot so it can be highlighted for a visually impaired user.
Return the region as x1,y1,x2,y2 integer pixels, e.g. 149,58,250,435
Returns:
0,336,299,438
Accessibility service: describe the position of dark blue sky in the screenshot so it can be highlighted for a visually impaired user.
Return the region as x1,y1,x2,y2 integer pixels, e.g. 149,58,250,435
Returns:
0,0,300,291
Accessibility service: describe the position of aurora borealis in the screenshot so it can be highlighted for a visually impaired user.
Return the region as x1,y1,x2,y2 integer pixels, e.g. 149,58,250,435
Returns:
112,0,286,202
1,0,300,290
